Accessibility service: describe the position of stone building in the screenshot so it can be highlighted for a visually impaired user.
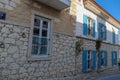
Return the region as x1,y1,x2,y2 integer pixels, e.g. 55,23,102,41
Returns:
0,0,119,80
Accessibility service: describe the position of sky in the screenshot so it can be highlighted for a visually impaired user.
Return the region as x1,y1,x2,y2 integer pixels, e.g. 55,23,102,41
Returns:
95,0,120,40
95,0,120,21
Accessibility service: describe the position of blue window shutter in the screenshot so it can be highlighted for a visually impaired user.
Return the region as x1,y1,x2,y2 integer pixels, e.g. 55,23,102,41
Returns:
115,52,118,65
98,51,102,68
112,32,114,44
98,23,102,39
114,33,116,44
111,51,114,66
112,32,115,44
114,32,116,44
83,15,88,36
92,50,96,70
82,50,87,72
105,26,107,40
105,51,108,66
93,20,96,38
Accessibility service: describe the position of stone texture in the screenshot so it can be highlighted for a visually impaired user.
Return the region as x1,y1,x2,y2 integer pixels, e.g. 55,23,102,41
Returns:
8,46,19,54
1,27,10,34
2,70,10,76
8,33,19,39
9,63,20,70
0,0,20,10
5,38,15,44
5,57,14,63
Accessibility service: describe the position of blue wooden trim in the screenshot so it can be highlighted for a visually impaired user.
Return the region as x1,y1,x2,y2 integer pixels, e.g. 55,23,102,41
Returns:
115,52,118,65
82,50,88,72
98,51,102,68
105,51,108,66
105,26,107,40
111,52,114,66
83,15,88,36
112,31,115,44
92,50,96,70
98,23,102,39
93,20,96,38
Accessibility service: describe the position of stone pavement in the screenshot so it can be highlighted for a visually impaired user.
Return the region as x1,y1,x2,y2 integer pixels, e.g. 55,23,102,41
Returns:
96,71,120,80
46,69,120,80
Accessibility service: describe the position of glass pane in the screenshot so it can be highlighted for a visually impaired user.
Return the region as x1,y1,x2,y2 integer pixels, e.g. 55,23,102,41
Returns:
32,36,39,44
33,28,39,36
40,46,47,55
34,18,40,27
43,21,48,29
42,30,47,37
32,46,38,55
41,38,48,45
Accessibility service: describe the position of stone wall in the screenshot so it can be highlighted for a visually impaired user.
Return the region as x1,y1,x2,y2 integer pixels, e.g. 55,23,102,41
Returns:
0,22,76,80
0,0,76,36
75,37,119,74
0,0,20,10
0,20,119,80
0,0,119,80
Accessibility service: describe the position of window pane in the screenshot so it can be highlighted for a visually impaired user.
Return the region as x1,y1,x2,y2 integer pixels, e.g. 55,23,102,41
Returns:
33,28,39,36
40,46,47,55
43,21,48,29
32,46,38,55
32,16,51,56
41,38,48,45
32,36,39,44
34,18,40,27
42,30,47,37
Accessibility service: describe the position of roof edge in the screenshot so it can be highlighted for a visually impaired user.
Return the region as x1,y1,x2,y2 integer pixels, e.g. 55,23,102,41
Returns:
84,0,120,27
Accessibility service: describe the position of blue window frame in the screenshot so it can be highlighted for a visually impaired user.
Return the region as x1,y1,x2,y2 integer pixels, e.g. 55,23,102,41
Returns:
112,51,117,66
31,16,51,56
98,51,107,68
112,30,116,44
0,12,6,20
83,15,96,37
82,50,96,72
98,23,107,40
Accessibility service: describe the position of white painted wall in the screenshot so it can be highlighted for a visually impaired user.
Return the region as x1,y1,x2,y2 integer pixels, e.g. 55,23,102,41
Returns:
75,0,119,44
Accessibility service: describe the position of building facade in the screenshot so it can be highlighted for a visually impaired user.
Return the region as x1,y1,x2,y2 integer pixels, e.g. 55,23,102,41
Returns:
0,0,119,80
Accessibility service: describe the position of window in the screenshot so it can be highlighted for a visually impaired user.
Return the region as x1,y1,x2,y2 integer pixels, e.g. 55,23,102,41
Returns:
101,51,106,66
98,23,107,40
83,15,95,37
98,51,107,68
112,51,117,66
0,11,6,20
101,25,106,40
87,50,93,69
82,50,96,72
31,16,51,56
112,29,116,44
87,17,93,36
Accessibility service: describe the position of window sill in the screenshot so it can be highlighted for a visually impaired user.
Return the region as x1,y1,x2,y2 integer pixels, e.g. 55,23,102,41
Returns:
76,35,118,46
27,55,51,61
76,35,97,40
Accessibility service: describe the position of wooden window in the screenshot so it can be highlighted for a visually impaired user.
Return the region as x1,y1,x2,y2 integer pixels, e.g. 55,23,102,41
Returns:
87,50,93,69
31,16,51,56
87,17,93,36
